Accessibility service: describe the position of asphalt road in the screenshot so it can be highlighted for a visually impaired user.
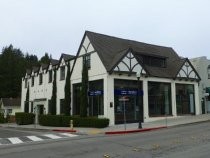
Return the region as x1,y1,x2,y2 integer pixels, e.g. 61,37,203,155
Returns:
1,121,210,158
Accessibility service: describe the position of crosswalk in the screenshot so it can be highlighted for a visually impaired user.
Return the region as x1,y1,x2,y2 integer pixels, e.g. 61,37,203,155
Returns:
0,133,78,146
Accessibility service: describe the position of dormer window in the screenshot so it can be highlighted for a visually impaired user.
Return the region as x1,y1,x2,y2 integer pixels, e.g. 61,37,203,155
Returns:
208,65,210,79
60,66,65,80
39,73,43,85
142,55,166,68
25,79,28,88
31,76,34,87
48,70,52,83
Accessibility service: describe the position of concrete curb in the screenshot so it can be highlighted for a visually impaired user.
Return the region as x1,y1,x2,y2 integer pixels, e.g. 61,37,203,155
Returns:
105,126,167,135
52,129,77,133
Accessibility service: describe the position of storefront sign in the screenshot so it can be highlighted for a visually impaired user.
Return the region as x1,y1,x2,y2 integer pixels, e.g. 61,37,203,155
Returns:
88,90,103,96
114,89,143,96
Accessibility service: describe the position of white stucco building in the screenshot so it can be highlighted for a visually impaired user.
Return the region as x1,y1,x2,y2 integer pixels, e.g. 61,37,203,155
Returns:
190,56,210,113
21,31,201,125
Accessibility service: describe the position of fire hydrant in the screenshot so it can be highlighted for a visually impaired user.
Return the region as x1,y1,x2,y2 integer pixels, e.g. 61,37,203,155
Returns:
70,120,73,130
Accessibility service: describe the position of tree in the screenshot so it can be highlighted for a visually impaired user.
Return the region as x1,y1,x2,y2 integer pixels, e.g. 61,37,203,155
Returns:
24,84,29,113
64,62,71,115
0,44,26,97
51,68,57,115
39,52,51,64
80,59,89,117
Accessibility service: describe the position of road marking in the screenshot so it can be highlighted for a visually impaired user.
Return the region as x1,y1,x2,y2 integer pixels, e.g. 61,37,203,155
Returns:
8,137,23,144
59,133,78,137
27,136,43,142
43,134,62,139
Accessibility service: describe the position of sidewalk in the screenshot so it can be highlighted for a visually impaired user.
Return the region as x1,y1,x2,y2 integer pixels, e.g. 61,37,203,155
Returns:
1,114,210,135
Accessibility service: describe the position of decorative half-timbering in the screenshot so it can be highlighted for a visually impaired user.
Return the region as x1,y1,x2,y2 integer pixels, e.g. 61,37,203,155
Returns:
113,52,146,74
177,60,199,79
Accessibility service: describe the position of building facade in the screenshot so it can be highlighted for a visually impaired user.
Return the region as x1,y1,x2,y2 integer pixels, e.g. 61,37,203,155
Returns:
190,56,210,113
21,31,201,125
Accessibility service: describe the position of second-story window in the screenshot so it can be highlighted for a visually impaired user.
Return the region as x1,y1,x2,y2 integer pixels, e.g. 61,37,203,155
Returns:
31,76,34,87
60,66,65,80
39,73,43,85
25,78,28,88
48,70,52,83
208,65,210,79
83,54,91,69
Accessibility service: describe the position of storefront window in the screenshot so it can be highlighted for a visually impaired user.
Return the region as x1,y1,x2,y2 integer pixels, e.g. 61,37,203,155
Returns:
73,79,104,116
148,82,172,117
88,80,104,116
176,84,195,115
114,79,143,124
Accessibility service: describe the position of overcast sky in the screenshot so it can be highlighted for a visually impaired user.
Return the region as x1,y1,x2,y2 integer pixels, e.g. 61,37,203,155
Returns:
0,0,210,59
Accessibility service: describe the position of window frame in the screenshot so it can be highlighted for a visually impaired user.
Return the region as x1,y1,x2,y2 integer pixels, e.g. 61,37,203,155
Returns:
39,73,43,85
31,76,34,87
60,66,65,80
83,54,91,69
48,70,52,83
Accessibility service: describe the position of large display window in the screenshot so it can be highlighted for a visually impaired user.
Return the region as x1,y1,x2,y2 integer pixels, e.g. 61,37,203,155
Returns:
73,79,104,116
176,84,195,115
148,82,172,116
114,79,143,124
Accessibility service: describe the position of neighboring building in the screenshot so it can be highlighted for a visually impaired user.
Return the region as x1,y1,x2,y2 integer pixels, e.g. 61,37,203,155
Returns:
21,54,75,116
190,56,210,113
0,98,21,115
21,31,201,125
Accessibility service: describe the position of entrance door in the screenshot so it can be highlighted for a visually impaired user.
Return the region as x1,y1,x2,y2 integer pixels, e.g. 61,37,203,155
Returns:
35,105,44,124
115,95,142,124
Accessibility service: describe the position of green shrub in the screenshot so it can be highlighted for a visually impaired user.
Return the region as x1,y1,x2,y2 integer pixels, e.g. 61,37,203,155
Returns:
0,113,6,123
39,115,109,128
39,115,62,127
15,112,35,125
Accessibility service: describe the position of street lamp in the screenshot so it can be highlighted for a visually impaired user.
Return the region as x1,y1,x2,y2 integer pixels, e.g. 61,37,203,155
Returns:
136,71,143,128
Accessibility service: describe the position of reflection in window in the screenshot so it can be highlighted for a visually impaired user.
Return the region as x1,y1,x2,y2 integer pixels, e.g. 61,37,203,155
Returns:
148,82,172,117
176,84,195,115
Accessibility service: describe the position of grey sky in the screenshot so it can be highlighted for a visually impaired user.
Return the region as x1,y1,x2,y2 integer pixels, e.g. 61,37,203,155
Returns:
0,0,210,59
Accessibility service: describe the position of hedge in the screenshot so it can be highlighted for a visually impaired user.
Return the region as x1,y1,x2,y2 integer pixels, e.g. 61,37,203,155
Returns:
15,112,35,125
39,115,109,128
0,113,6,123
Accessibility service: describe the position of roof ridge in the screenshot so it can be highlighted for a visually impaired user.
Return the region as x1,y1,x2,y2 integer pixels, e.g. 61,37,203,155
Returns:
85,30,172,49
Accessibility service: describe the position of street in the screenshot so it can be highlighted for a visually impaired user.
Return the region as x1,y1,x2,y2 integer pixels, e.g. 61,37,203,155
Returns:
1,122,210,157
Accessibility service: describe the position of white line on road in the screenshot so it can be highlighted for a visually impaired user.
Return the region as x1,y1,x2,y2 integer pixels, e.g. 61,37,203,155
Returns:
59,133,78,137
43,134,62,139
27,136,43,142
8,137,23,144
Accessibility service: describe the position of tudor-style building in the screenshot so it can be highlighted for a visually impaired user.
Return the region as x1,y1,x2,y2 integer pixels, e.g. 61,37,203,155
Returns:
21,54,75,117
21,31,201,125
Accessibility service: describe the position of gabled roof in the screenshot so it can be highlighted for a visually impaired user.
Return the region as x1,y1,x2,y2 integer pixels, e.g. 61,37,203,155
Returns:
51,59,59,66
58,53,75,66
32,66,39,73
83,31,192,79
61,53,75,61
1,98,21,107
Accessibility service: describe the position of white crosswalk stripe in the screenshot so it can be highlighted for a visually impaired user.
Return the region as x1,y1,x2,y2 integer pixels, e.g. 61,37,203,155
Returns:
27,136,43,142
43,134,62,139
59,133,78,137
0,133,79,146
8,137,23,144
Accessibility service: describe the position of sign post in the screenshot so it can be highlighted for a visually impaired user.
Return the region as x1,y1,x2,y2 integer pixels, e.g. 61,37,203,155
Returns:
119,96,129,131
